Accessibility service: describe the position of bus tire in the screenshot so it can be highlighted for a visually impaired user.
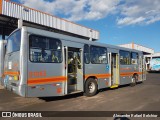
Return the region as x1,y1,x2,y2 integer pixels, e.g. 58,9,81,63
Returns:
135,74,138,82
130,75,137,87
84,78,98,97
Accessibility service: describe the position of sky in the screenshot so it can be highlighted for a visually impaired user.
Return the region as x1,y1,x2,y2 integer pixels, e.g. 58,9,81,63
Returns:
11,0,160,52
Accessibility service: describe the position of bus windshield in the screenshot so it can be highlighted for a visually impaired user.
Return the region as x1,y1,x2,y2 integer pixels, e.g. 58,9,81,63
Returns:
6,30,21,54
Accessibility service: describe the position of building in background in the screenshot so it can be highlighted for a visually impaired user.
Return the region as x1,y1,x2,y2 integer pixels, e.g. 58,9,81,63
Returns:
0,0,99,41
119,42,154,55
118,42,160,71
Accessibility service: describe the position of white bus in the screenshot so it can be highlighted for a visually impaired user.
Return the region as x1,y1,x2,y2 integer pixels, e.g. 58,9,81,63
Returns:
145,53,160,72
0,26,146,97
150,57,160,71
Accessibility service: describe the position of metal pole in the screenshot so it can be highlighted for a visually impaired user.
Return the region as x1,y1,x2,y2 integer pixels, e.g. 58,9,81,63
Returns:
18,7,29,28
89,29,93,41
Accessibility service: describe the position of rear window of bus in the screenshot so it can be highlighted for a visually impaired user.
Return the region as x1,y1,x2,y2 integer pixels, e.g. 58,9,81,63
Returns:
6,30,21,54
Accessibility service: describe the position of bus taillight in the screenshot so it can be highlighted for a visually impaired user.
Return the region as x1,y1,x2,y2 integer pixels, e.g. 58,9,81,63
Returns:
14,76,19,81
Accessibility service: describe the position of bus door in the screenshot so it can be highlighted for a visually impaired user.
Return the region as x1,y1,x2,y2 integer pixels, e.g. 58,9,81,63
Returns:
109,50,119,88
64,46,84,94
140,56,146,80
143,57,146,80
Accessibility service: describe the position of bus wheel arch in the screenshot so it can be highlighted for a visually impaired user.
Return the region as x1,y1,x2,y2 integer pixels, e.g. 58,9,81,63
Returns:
84,77,98,97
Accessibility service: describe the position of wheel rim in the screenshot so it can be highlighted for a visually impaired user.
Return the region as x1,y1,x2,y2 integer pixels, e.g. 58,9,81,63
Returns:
132,77,136,83
88,82,96,93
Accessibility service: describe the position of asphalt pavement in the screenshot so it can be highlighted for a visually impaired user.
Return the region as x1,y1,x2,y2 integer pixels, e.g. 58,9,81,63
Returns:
0,73,160,120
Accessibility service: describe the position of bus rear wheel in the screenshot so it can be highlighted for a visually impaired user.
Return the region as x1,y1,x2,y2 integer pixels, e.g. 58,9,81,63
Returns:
84,78,98,97
130,74,138,87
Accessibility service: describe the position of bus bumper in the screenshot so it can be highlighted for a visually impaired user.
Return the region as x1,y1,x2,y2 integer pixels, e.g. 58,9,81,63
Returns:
4,84,26,97
26,82,65,97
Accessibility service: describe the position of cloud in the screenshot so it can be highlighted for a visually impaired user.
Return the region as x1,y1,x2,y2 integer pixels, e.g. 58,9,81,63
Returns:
20,0,80,15
19,0,160,25
117,0,160,25
117,17,146,25
84,0,119,20
20,0,119,21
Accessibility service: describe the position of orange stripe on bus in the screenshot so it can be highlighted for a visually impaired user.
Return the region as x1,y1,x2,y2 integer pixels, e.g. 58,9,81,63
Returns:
4,71,20,76
28,76,67,85
120,72,143,76
85,73,111,79
0,0,2,14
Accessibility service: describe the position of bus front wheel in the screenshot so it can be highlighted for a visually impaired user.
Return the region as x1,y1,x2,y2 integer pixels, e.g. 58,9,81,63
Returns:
84,78,98,97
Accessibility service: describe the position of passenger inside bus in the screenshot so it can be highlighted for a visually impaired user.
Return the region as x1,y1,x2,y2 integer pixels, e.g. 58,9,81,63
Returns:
84,53,89,63
68,52,80,73
52,51,59,63
68,52,74,73
92,54,100,63
41,49,47,62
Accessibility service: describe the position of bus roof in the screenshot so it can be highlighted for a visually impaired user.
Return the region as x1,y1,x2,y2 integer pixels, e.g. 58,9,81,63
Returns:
22,26,142,53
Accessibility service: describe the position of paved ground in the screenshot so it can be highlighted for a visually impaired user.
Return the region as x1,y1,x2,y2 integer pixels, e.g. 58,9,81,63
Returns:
0,73,160,120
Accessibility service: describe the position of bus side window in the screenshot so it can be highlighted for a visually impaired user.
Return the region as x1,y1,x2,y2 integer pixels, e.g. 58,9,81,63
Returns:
29,35,62,63
90,46,107,64
131,52,138,64
120,50,131,65
84,44,90,64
